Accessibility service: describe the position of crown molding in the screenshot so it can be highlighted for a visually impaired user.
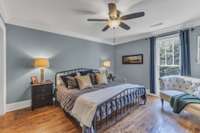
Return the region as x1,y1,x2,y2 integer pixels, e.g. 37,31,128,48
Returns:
115,18,200,45
0,0,8,22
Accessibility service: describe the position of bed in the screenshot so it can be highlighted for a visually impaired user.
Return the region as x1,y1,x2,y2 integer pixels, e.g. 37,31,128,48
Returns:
55,68,146,133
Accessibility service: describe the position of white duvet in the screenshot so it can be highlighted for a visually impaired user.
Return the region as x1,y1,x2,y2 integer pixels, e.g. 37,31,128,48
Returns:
71,83,144,127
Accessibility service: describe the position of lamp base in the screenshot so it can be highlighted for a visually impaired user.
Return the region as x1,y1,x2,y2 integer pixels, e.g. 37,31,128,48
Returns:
40,68,45,82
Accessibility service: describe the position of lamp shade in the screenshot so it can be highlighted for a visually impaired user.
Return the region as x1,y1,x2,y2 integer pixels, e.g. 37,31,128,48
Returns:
33,58,49,68
102,60,111,68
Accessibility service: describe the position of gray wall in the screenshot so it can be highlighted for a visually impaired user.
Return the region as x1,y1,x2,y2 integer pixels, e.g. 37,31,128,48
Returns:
6,24,115,104
115,39,150,91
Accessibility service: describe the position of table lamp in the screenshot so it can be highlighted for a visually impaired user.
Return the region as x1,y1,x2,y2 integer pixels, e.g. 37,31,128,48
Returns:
33,58,49,82
101,59,111,76
102,59,111,68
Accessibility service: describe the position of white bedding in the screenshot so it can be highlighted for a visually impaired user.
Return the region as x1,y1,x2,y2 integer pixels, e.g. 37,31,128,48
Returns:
71,83,144,127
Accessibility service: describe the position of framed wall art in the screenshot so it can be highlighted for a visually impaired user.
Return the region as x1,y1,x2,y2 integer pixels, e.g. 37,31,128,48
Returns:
122,54,143,64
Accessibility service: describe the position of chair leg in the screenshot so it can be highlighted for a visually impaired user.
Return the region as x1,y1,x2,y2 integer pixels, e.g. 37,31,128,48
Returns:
161,98,164,108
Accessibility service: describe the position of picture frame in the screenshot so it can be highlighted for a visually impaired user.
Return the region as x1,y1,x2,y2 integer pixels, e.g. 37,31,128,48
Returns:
31,76,38,84
122,54,143,64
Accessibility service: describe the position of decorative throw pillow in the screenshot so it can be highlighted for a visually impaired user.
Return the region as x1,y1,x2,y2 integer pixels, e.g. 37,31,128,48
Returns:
75,75,93,90
80,70,98,85
60,73,79,89
193,87,200,98
90,73,98,85
96,72,108,85
67,76,79,89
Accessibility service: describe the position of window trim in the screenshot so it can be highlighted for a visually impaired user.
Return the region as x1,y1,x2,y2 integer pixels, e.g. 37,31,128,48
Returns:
157,34,181,67
197,36,200,64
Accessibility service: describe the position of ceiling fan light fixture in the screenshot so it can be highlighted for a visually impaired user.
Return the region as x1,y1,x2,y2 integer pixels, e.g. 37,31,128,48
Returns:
108,19,120,28
87,3,145,31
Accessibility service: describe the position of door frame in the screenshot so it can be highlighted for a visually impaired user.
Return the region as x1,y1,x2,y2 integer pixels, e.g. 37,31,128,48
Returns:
0,16,6,115
155,40,160,95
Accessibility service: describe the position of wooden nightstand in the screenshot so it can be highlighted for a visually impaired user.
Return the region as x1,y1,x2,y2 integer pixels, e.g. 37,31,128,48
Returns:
31,80,53,110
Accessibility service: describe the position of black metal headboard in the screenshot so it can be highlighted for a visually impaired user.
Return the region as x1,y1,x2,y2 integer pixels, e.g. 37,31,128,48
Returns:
55,68,99,88
54,68,99,105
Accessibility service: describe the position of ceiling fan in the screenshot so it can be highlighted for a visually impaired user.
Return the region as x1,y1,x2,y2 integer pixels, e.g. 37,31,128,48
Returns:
87,3,145,32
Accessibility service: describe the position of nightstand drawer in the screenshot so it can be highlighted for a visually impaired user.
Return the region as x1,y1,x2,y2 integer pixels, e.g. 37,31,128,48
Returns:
32,84,52,94
32,93,52,100
32,95,53,108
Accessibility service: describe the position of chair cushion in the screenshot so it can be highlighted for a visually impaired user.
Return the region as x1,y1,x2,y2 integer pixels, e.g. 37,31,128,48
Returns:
160,90,185,102
160,90,200,116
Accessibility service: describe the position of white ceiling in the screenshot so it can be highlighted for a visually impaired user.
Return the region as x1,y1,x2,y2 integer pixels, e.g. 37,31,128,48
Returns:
1,0,200,45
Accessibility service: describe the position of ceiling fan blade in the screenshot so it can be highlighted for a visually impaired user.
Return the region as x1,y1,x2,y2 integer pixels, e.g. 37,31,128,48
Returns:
119,22,130,30
108,3,118,19
87,19,108,21
121,12,145,20
102,25,109,32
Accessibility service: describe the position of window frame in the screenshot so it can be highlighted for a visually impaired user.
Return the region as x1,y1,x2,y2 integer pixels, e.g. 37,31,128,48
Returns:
197,36,200,64
156,34,181,67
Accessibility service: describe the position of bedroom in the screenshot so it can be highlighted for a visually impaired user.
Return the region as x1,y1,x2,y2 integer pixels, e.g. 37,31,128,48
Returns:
0,0,200,133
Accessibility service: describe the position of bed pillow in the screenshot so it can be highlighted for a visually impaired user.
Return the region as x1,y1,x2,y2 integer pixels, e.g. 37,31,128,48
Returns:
66,76,79,89
90,73,98,85
60,73,79,89
96,72,108,85
80,70,99,85
75,75,93,90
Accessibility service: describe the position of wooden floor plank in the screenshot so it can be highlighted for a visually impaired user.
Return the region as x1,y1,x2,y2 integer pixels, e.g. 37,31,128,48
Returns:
0,96,200,133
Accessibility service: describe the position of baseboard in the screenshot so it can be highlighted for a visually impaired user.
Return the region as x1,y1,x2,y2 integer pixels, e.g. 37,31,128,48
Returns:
5,93,157,113
6,100,31,112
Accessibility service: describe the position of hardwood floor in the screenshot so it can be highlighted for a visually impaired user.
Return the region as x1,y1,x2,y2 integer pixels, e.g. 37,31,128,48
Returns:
1,96,200,133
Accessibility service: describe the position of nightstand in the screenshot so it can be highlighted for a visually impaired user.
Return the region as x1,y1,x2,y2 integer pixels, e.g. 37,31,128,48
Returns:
31,80,53,110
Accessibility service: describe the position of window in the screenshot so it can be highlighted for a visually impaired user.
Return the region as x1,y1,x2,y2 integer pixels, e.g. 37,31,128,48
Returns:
156,34,181,77
198,36,200,64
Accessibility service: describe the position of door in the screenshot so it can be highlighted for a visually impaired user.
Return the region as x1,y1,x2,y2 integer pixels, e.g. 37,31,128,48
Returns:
155,34,181,94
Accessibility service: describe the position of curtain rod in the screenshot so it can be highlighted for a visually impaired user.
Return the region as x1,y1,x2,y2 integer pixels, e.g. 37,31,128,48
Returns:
146,25,200,40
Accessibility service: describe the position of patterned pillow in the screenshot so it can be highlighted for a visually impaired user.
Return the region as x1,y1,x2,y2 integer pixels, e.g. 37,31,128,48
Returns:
80,70,98,85
75,75,93,90
96,72,108,85
67,76,79,89
194,87,200,98
60,73,79,89
90,73,98,85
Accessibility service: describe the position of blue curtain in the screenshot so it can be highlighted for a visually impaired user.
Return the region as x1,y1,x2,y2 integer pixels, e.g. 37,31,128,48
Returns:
180,30,191,76
150,37,156,93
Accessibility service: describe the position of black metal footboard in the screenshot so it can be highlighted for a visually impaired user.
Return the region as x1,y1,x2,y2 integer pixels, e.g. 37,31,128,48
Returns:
92,87,146,132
